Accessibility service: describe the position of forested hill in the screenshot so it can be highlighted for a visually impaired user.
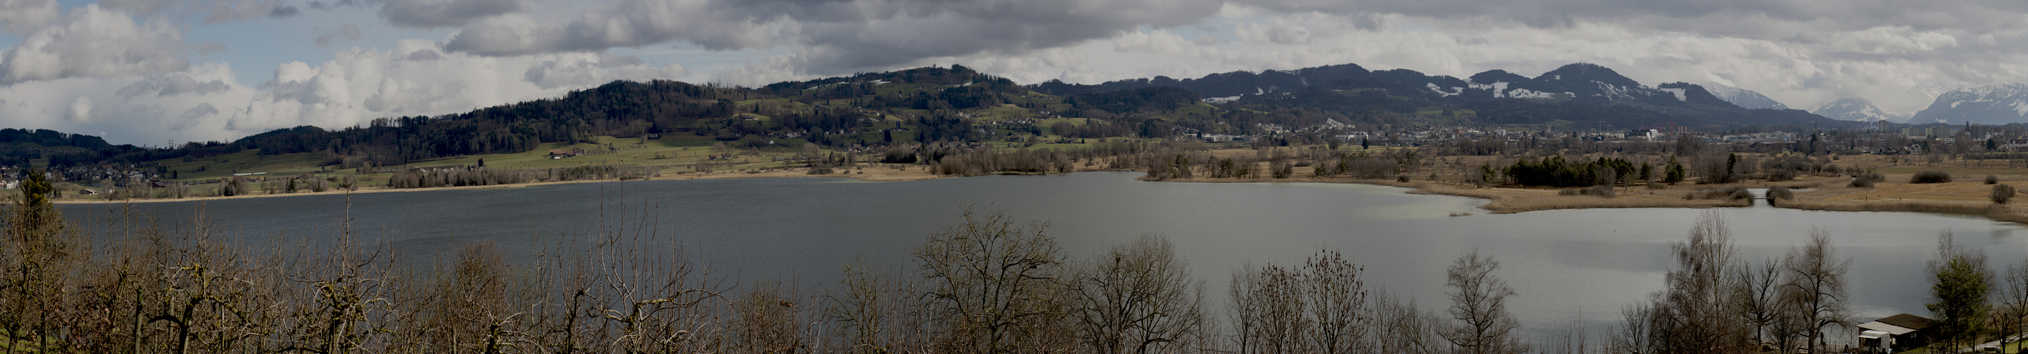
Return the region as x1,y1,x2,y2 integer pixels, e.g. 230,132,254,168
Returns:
10,62,1865,169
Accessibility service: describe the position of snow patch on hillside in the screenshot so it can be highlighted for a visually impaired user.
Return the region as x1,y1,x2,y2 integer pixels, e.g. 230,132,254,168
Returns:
1658,88,1686,101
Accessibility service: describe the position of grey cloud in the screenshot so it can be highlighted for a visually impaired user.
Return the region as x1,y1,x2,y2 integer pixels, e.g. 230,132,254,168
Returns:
172,103,219,131
100,0,301,23
307,0,364,10
404,49,445,61
380,0,526,28
0,0,57,35
522,53,684,89
314,24,363,48
97,0,173,15
443,0,1222,74
1240,0,2028,40
116,74,232,98
205,0,280,23
442,0,775,55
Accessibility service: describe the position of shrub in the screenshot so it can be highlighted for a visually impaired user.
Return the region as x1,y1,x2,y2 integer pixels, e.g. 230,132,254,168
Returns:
1766,186,1794,204
1686,186,1753,202
1766,169,1797,182
1988,175,2000,185
1583,185,1616,197
1396,175,1410,183
1911,171,1952,184
1996,184,2017,204
1849,177,1874,188
1646,182,1667,190
1560,186,1616,197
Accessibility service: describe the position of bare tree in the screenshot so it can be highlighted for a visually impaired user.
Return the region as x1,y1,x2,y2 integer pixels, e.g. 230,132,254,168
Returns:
731,280,810,354
1733,257,1787,350
1372,291,1443,354
2001,261,2028,351
1228,263,1308,354
912,205,1071,353
1780,229,1852,354
1776,228,1857,351
1302,250,1367,354
1651,211,1751,353
1441,250,1527,354
827,257,897,354
1609,303,1657,354
1229,264,1263,353
1070,234,1206,354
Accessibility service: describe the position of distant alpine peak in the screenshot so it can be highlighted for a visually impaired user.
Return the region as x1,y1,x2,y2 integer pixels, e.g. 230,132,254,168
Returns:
1909,83,2028,124
1812,97,1902,122
1699,83,1791,110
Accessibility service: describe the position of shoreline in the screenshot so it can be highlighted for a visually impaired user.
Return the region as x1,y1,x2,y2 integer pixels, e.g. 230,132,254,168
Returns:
57,168,2028,226
1146,176,1751,213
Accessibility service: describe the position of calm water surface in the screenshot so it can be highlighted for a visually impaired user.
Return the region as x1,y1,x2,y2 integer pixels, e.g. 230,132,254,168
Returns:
64,172,2028,339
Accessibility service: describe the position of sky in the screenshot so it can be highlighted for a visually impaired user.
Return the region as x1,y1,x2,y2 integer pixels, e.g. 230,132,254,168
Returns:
2,0,2026,145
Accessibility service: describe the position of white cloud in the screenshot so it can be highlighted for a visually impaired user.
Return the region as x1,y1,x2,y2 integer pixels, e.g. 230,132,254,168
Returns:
0,5,192,84
66,96,94,123
0,62,256,144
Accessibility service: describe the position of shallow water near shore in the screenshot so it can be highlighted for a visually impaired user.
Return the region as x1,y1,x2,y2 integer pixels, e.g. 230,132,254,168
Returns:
64,171,2028,342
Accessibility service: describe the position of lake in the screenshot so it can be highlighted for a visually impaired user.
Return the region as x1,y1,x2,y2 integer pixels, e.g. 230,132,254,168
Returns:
62,171,2028,340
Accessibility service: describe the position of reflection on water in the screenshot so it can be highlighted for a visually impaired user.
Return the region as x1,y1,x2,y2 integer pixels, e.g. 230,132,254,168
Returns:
64,172,2028,340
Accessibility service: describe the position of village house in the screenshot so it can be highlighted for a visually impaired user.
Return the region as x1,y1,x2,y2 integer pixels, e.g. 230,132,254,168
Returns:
1857,313,1932,353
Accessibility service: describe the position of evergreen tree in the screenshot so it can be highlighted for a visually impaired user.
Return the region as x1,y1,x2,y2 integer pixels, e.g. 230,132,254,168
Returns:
1929,233,1993,351
1664,157,1686,184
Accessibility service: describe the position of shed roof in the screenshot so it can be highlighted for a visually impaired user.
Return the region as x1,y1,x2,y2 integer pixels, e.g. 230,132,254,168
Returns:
1874,313,1932,331
1859,322,1917,336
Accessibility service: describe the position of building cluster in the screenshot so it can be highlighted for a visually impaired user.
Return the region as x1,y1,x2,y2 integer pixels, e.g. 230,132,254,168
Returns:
1169,121,2028,155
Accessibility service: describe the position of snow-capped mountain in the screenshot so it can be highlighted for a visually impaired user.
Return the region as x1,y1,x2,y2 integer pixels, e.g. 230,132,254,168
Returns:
1422,63,1692,105
1701,83,1790,110
1030,63,1372,99
1909,84,2028,125
1031,61,1858,129
1811,98,1903,122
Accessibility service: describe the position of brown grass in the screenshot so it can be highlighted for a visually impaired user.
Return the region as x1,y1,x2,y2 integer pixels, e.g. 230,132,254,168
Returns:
1406,183,1748,214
